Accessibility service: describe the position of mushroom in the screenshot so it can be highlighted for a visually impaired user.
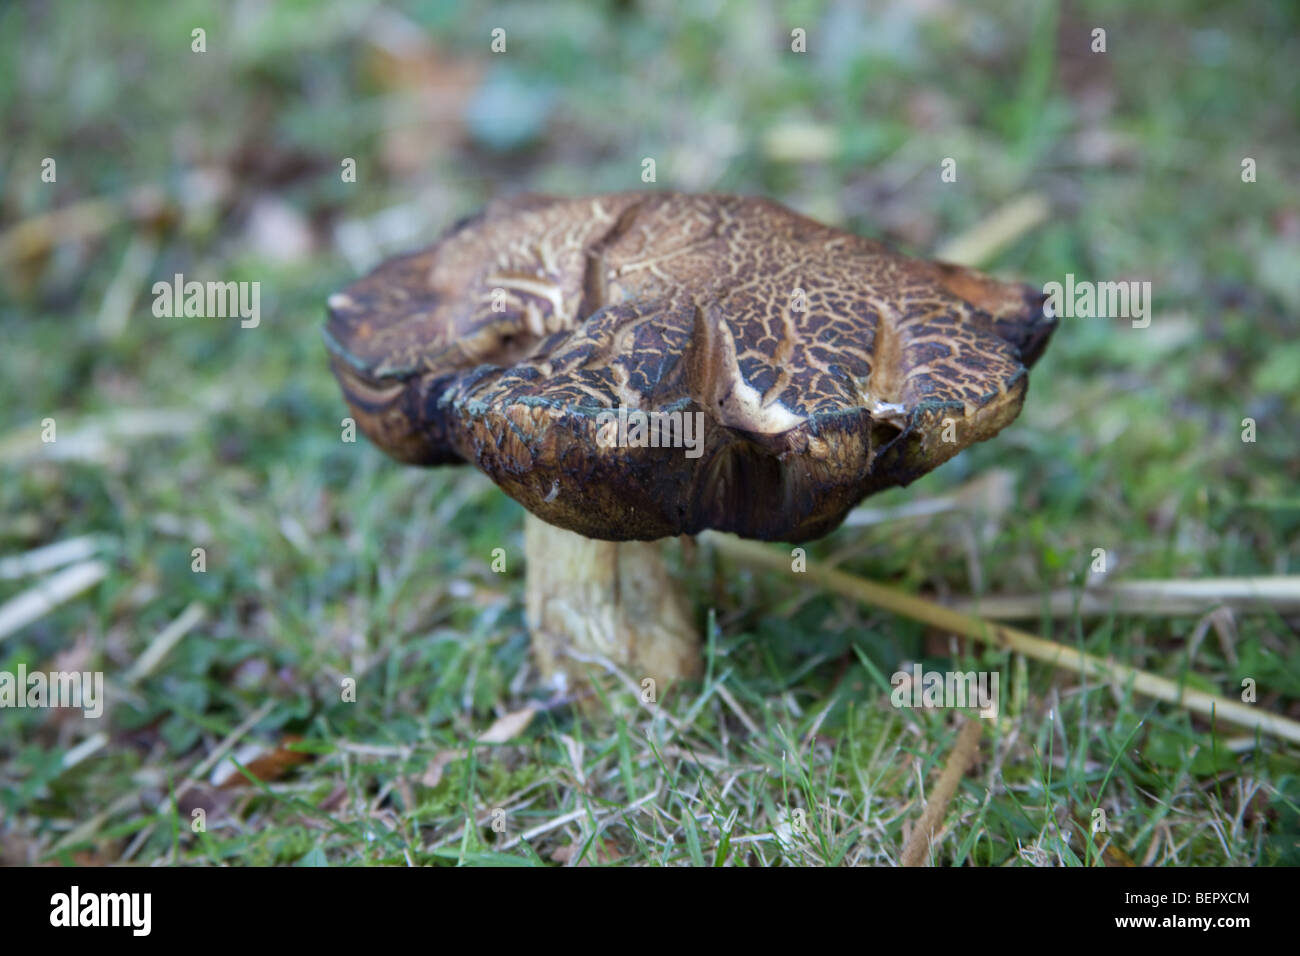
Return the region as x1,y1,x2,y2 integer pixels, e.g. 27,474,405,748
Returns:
324,192,1054,693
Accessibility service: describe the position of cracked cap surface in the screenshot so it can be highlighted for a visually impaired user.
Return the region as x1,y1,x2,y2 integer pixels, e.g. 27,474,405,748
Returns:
325,192,1055,542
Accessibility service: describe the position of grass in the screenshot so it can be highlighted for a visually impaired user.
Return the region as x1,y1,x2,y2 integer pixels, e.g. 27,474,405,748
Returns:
2,0,1298,866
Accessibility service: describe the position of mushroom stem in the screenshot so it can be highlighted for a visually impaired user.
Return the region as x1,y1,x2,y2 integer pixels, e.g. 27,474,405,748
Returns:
523,512,701,692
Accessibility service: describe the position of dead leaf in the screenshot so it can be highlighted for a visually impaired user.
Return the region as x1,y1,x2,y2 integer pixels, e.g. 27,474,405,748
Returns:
318,784,348,812
212,735,310,788
477,708,536,744
178,784,236,821
360,10,482,173
551,841,624,866
559,733,585,785
420,749,463,787
244,196,314,265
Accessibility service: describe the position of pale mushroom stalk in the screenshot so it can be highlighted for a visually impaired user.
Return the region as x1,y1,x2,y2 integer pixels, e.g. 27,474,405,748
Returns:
523,514,700,690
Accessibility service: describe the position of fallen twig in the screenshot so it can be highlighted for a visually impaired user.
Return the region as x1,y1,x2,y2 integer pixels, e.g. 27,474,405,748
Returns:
0,560,108,642
935,193,1051,269
705,535,1300,745
0,409,206,465
900,716,984,866
125,601,208,685
952,577,1300,618
0,535,109,579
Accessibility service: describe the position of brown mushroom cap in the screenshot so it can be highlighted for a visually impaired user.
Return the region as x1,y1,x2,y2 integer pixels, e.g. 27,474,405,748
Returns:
325,192,1054,542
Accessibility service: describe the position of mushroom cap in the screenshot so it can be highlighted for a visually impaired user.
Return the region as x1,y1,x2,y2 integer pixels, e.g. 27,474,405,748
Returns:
325,192,1054,542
